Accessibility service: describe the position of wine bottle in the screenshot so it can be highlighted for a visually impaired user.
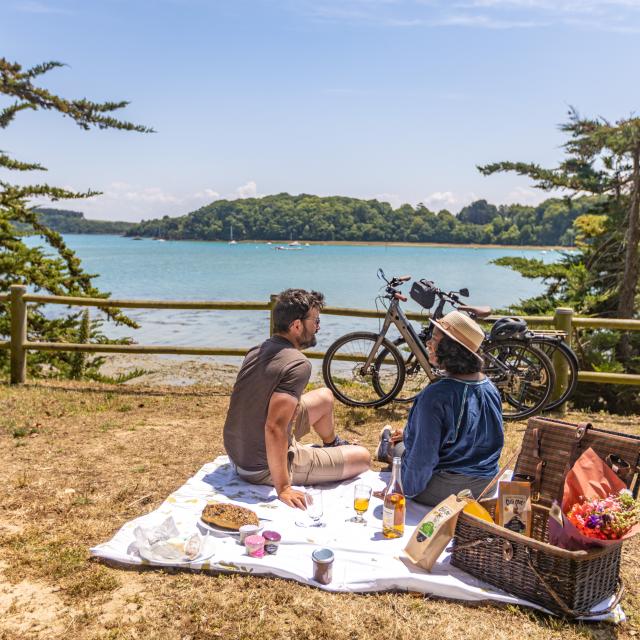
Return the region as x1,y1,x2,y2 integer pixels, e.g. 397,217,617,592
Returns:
382,456,406,538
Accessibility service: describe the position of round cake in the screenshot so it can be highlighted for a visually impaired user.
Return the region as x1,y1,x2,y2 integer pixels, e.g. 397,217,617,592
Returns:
201,502,259,531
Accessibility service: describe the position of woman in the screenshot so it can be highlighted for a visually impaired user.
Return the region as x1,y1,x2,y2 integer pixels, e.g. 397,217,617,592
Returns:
377,310,503,506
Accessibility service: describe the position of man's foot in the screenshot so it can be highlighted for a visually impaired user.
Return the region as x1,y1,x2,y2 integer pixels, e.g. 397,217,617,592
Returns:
376,425,392,462
322,435,351,447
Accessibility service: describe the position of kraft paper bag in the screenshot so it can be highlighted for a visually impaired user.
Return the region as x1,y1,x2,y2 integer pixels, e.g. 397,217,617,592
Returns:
403,494,466,572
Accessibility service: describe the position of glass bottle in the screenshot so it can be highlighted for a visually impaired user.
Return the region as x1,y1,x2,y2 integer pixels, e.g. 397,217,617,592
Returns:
458,489,494,523
382,456,406,538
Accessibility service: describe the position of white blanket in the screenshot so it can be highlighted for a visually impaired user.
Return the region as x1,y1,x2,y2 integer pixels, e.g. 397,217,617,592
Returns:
90,456,624,622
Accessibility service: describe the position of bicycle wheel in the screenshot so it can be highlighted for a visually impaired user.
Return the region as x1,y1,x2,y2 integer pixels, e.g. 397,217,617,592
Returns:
483,339,555,421
376,338,433,403
530,337,579,411
322,332,406,408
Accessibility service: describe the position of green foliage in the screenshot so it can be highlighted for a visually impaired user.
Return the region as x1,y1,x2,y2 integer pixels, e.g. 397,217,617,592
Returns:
0,58,151,379
24,208,135,235
484,108,640,413
126,193,583,246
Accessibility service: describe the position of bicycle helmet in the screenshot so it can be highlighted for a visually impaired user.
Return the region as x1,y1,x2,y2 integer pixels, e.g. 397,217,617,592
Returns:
490,316,529,340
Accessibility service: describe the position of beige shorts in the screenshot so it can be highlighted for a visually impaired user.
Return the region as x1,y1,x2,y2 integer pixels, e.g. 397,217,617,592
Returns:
234,398,345,486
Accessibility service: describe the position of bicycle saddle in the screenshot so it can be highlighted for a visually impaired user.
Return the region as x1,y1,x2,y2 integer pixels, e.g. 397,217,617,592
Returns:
457,304,492,319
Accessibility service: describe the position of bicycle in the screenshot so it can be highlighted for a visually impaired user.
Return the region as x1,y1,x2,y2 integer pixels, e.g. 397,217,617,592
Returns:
322,270,557,421
386,279,578,412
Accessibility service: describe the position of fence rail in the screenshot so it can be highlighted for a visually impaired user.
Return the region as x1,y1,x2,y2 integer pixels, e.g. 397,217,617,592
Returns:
2,285,640,392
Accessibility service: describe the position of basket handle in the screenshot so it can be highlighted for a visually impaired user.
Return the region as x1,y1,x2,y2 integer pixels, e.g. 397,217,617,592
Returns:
447,537,496,553
525,547,624,619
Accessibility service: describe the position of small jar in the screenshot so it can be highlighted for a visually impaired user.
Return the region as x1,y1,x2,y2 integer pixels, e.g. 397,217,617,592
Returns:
262,530,281,555
239,524,261,545
312,548,334,585
245,534,265,558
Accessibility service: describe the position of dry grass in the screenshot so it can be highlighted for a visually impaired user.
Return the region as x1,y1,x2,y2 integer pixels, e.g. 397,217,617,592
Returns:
0,379,638,639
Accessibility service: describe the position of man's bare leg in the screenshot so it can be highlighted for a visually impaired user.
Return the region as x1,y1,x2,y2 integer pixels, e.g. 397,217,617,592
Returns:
301,387,337,444
302,388,371,477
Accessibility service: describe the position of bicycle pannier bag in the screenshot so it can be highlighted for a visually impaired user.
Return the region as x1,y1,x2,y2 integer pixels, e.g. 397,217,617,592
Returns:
409,280,436,310
450,416,640,617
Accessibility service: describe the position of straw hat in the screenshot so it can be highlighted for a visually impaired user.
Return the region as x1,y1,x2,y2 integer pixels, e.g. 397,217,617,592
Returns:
430,311,485,362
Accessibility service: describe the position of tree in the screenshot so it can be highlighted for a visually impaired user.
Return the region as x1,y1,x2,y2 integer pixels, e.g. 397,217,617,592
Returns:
0,58,152,378
481,108,640,413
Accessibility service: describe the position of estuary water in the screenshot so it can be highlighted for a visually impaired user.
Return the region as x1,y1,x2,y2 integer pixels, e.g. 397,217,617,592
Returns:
25,234,562,352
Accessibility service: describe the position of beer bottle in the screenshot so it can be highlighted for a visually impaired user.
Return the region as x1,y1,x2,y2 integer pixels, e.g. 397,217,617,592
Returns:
382,456,406,538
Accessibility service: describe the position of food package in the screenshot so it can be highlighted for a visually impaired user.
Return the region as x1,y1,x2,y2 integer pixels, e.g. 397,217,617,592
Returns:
403,494,467,571
134,516,202,562
497,480,532,536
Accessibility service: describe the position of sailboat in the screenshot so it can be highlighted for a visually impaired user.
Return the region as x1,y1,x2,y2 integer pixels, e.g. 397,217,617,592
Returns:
229,224,237,245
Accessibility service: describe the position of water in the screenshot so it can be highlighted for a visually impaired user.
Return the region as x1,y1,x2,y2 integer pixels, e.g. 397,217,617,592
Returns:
23,235,561,351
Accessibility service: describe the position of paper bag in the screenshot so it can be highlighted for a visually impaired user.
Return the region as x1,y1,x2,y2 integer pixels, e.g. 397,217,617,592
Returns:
403,494,466,571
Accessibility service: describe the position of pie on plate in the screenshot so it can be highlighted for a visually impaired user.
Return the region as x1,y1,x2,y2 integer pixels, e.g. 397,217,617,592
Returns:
201,503,259,531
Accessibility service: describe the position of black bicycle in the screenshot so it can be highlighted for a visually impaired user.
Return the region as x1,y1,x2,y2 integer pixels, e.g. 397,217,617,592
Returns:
322,271,560,421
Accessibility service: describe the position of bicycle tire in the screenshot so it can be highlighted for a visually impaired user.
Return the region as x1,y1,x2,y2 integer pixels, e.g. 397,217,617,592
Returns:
483,339,555,421
322,332,406,408
530,337,579,411
375,337,432,403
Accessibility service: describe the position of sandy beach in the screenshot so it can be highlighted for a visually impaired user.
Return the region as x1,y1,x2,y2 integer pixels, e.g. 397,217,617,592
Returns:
99,354,242,387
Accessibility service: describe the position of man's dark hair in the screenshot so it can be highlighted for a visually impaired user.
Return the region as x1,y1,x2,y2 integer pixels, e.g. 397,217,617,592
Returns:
436,335,483,375
273,288,325,333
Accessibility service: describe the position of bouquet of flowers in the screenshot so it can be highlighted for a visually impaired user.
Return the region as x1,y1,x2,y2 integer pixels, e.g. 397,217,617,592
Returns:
567,489,640,541
548,447,640,550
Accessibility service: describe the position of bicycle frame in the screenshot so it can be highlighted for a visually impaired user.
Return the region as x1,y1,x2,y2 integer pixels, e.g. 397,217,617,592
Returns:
361,296,436,378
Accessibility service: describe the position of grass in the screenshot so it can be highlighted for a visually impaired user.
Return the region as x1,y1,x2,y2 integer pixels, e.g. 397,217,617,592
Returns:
0,378,638,639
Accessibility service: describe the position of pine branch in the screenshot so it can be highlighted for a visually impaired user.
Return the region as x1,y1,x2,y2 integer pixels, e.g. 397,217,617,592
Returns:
0,153,46,172
0,101,35,128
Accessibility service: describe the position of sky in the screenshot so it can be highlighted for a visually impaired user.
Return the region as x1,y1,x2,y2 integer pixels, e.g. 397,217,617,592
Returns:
2,0,640,222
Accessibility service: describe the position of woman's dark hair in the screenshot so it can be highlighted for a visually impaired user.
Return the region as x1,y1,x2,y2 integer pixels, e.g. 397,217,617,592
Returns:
436,334,483,375
273,288,325,333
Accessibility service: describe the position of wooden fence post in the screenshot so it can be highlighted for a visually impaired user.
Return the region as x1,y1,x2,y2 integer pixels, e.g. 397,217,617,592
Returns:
551,307,574,414
10,285,27,385
269,294,277,336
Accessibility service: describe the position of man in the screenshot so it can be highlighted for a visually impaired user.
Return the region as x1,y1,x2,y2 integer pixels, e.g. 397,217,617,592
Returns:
223,288,371,509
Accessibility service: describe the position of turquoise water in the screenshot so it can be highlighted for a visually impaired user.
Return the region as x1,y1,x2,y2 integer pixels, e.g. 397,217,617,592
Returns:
24,235,562,349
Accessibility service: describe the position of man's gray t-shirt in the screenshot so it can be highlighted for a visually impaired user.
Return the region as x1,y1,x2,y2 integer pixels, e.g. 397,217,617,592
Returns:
223,335,311,471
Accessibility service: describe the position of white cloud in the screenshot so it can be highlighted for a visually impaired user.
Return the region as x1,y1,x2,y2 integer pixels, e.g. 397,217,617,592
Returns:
291,0,640,31
31,181,259,222
235,181,258,199
13,1,71,14
422,191,478,211
374,192,404,208
504,186,546,205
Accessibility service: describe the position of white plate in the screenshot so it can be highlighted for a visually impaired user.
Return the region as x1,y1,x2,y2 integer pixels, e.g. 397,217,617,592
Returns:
198,518,267,538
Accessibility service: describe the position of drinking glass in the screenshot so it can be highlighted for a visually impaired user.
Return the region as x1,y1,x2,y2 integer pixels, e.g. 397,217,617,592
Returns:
295,488,325,528
349,484,372,524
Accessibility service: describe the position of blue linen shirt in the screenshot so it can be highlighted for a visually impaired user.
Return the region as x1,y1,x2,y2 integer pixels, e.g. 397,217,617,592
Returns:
401,377,504,498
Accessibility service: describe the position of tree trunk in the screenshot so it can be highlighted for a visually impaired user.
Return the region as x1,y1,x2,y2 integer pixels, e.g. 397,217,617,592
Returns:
617,147,640,363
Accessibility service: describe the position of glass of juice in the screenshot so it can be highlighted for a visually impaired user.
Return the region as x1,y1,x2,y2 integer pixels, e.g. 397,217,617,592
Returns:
349,484,372,524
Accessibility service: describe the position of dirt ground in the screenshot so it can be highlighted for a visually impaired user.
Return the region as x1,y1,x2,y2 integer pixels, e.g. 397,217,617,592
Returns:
0,375,639,640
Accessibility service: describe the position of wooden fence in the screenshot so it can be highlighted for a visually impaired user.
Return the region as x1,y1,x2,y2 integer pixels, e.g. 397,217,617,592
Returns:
2,285,640,392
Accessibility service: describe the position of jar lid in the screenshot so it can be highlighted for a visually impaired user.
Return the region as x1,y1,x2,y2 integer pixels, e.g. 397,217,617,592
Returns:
245,534,265,546
262,530,281,542
239,524,261,533
312,548,334,563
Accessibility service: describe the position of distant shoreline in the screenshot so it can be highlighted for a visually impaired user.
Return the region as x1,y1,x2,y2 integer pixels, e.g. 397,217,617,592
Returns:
63,233,574,251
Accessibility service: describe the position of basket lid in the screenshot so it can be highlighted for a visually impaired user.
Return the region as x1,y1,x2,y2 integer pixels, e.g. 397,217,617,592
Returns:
512,416,640,504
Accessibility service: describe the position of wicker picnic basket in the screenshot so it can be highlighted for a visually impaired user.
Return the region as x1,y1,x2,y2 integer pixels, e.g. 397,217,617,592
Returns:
450,417,640,618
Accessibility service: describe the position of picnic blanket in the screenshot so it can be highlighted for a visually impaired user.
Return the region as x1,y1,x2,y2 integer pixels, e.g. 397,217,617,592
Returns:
90,456,624,622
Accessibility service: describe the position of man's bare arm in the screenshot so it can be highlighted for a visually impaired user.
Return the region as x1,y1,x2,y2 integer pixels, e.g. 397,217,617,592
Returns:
265,392,307,509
